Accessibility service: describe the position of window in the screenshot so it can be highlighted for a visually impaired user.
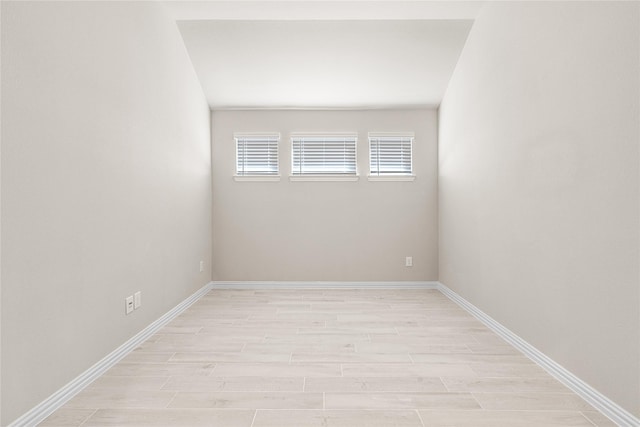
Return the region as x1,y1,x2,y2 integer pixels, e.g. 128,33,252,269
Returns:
369,133,414,180
291,134,358,180
235,133,279,180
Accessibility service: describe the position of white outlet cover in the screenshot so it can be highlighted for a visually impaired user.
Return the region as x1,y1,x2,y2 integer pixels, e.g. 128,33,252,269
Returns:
199,260,204,272
405,256,413,267
134,291,141,309
125,296,134,315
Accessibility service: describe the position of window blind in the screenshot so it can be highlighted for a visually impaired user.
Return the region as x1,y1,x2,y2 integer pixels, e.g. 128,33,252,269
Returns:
291,135,357,175
369,134,413,175
235,134,279,176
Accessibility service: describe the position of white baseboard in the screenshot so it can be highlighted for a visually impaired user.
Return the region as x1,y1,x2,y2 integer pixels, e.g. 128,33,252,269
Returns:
211,281,438,289
8,282,214,427
436,281,639,427
11,280,638,427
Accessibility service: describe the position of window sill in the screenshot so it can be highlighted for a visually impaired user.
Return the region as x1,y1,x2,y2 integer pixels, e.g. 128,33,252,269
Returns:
289,175,360,182
234,175,281,182
368,175,416,182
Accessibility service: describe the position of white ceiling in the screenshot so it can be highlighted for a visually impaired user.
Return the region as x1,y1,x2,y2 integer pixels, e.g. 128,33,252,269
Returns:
167,1,480,109
164,1,484,21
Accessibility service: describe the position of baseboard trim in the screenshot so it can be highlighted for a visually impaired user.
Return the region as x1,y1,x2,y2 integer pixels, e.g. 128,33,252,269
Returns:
8,282,214,427
11,280,637,427
436,281,639,427
211,281,439,289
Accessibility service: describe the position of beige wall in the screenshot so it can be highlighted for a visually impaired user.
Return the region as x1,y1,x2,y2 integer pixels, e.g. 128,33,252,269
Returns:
439,1,639,416
1,2,212,424
211,109,438,281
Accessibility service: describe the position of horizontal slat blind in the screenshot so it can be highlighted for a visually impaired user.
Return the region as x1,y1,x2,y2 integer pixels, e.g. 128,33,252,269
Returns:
236,134,279,175
291,135,357,175
369,134,413,175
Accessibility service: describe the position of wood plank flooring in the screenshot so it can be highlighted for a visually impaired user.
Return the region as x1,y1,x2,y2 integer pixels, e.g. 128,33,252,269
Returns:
39,289,616,426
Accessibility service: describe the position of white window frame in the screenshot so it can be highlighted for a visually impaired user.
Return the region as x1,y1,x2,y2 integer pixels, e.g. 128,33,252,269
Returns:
234,133,281,182
368,132,415,182
290,133,359,182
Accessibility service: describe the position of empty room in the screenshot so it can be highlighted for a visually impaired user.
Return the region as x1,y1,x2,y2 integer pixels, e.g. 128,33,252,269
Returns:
1,1,639,426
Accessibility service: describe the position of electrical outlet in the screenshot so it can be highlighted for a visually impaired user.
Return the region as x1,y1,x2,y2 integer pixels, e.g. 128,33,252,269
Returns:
134,291,141,309
405,256,413,267
125,296,134,314
199,260,204,273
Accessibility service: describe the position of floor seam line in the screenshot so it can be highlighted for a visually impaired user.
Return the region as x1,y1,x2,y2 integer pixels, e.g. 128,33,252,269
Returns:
415,409,426,427
77,408,99,427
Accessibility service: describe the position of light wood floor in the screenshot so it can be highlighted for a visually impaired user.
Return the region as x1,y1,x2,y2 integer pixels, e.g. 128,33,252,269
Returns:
40,289,615,426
